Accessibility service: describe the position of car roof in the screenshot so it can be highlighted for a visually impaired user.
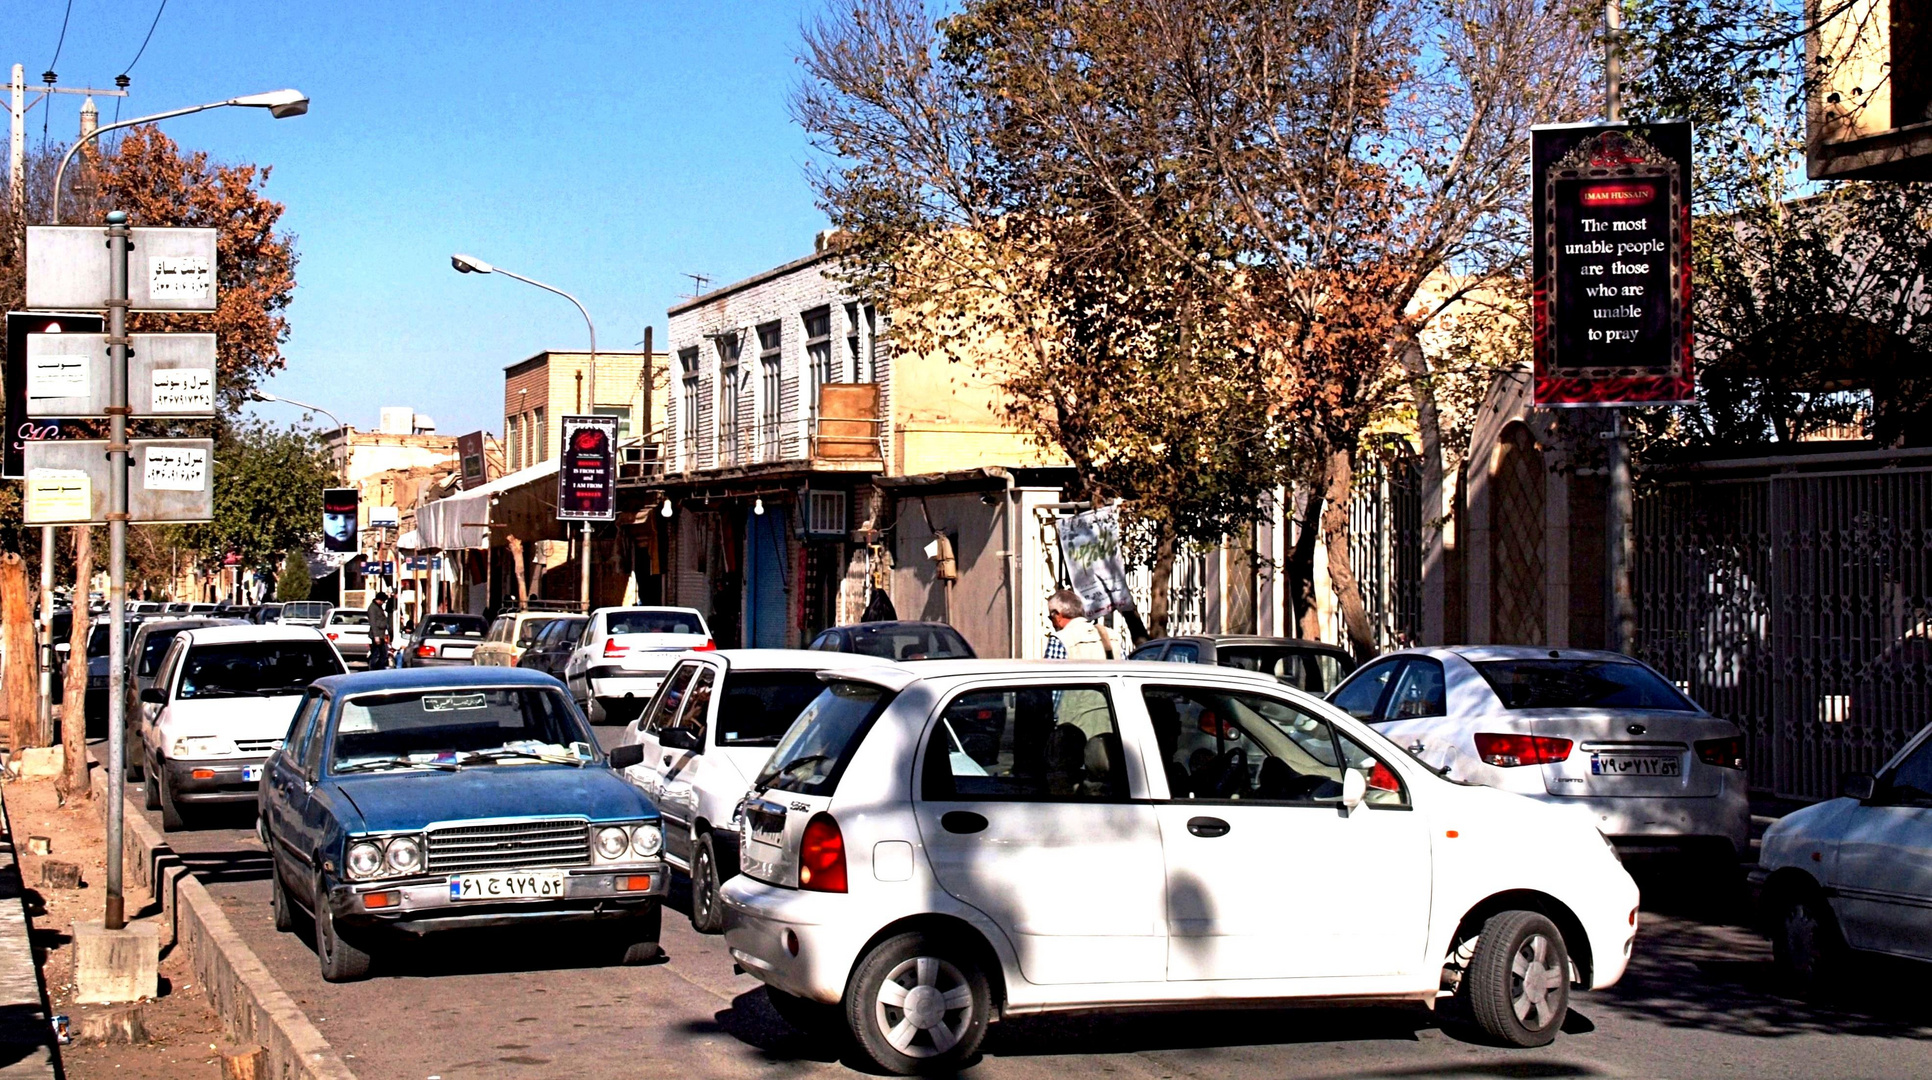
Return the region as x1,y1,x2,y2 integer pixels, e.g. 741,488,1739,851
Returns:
134,617,241,635
596,606,703,616
820,658,1286,694
312,665,561,695
1150,635,1351,653
180,624,329,645
839,621,961,632
1398,645,1643,664
708,648,898,672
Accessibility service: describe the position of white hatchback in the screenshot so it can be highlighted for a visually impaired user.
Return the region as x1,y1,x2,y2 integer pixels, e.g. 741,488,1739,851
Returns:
565,606,712,725
1329,647,1750,864
719,660,1639,1074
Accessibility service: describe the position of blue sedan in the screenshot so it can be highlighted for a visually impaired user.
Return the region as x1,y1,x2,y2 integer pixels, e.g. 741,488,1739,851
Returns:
256,666,669,981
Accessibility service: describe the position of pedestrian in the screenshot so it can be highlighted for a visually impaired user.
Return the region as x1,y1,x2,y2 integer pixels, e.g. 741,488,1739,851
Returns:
1043,589,1116,659
366,590,392,670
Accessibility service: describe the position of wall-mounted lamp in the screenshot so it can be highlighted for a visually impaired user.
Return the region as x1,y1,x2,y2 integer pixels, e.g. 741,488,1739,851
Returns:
659,499,675,519
753,497,766,516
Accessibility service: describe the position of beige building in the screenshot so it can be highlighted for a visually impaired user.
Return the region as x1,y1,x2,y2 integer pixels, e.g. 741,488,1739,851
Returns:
502,349,665,472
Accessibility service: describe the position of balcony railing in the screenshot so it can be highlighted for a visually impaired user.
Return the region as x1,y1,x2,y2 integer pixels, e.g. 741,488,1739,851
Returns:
671,383,883,475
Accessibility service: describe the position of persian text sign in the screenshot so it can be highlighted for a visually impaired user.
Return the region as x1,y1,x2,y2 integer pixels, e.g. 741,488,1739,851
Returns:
1532,122,1694,406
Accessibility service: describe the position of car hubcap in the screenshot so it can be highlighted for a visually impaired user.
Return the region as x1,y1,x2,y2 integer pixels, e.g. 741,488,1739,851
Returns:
696,851,714,918
1510,933,1562,1029
874,955,972,1058
1783,903,1819,974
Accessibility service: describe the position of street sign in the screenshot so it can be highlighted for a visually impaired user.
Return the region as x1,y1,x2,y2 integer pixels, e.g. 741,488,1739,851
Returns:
21,438,215,524
1532,121,1694,406
362,561,394,578
403,555,443,571
24,226,220,312
457,430,488,489
557,414,616,521
25,333,218,418
5,311,103,478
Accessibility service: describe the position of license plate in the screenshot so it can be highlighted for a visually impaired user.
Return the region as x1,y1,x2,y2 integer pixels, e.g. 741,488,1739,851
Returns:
449,870,566,901
1591,752,1680,777
445,646,475,659
242,766,261,782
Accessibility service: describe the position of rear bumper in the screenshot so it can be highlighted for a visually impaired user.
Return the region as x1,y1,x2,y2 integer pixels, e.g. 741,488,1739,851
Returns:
1528,788,1750,856
164,755,269,804
329,862,669,933
588,673,666,701
720,876,874,1004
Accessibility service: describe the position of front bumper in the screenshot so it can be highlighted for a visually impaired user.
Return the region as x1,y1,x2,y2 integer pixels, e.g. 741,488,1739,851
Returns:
1529,788,1750,857
164,755,270,804
330,862,670,933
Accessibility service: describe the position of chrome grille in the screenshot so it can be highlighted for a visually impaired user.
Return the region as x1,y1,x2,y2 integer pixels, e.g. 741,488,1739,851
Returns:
425,819,589,873
235,739,282,754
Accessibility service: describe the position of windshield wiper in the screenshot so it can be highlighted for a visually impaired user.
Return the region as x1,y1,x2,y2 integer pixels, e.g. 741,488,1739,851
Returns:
334,757,459,774
456,747,585,767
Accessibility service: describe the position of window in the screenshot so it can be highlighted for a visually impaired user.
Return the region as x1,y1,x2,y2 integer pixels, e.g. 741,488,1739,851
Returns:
298,695,333,777
420,615,486,638
179,641,344,700
717,334,742,463
285,693,325,768
1144,685,1406,807
1166,642,1200,663
758,321,783,457
754,680,896,796
534,407,548,462
606,609,706,636
862,304,878,383
1474,659,1695,711
679,347,701,458
716,672,834,747
1383,658,1447,721
922,685,1125,800
1884,737,1932,805
1129,643,1166,661
515,618,556,647
803,489,846,535
803,306,833,406
642,664,699,733
593,406,632,441
845,623,974,661
487,617,512,643
138,628,187,677
1331,658,1402,721
845,302,861,383
1218,646,1350,693
507,415,522,471
664,666,714,750
331,687,589,771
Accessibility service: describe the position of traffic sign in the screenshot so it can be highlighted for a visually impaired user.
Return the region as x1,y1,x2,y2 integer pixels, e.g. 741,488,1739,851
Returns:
24,226,219,312
21,438,215,524
25,333,218,418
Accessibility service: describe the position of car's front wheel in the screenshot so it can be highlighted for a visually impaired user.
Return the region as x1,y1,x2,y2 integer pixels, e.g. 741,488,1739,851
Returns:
269,863,297,933
314,875,374,982
1460,910,1569,1048
690,832,726,934
143,755,162,810
1772,888,1846,996
610,901,663,965
156,766,187,832
845,931,990,1075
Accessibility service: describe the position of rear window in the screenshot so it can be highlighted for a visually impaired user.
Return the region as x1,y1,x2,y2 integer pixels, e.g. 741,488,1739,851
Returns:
516,618,557,646
138,628,186,676
1217,647,1352,693
329,611,370,626
754,681,895,796
422,615,487,638
608,610,706,636
846,624,974,661
1474,659,1695,711
180,640,345,700
717,671,836,747
282,602,331,620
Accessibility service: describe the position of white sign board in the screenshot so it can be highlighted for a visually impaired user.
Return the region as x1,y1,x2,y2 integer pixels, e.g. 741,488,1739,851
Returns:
25,336,91,398
21,438,215,523
24,226,219,312
24,333,218,418
150,367,214,412
23,469,92,522
142,444,208,491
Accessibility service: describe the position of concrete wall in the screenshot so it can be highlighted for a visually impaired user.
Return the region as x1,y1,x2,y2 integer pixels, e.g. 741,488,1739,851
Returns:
891,492,1012,658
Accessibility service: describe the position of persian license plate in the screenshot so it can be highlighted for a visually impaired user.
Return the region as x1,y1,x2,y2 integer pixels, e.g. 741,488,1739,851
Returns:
444,646,475,659
241,766,261,782
448,870,566,902
1590,752,1680,777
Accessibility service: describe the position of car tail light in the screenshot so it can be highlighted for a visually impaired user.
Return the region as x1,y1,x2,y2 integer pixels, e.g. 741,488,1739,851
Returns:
604,639,629,658
798,813,847,893
327,632,338,641
694,639,716,651
416,644,435,658
1695,736,1746,770
1473,732,1573,767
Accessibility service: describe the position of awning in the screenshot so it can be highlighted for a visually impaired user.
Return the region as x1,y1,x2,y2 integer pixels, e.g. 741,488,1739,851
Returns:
414,459,559,551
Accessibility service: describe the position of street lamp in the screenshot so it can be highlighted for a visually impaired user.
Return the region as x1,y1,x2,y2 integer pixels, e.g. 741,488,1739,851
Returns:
51,89,309,223
451,253,600,612
248,388,345,432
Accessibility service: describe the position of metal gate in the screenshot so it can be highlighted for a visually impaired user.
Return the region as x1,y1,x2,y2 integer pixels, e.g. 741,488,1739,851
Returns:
1348,441,1424,650
1634,456,1932,800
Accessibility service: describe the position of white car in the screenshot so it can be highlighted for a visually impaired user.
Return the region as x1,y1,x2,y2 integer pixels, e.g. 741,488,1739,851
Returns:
138,624,347,831
1753,721,1932,989
1328,646,1750,865
565,606,712,725
610,649,896,932
322,609,372,666
719,660,1640,1073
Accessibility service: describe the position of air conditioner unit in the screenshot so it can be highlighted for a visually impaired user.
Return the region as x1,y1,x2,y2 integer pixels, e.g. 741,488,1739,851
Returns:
802,489,846,537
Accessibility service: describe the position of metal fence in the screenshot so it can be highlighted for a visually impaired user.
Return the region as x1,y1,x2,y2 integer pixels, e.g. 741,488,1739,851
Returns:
1347,442,1425,651
1634,457,1932,800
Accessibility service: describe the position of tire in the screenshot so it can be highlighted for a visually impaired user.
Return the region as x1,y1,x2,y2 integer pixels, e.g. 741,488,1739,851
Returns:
690,832,726,934
612,901,664,965
1459,910,1569,1048
844,930,990,1075
769,987,845,1039
269,863,296,933
124,731,144,782
157,768,187,833
314,875,374,982
143,757,162,810
1772,888,1846,997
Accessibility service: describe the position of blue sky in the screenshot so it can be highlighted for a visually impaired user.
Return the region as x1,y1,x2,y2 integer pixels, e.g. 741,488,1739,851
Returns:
12,0,833,436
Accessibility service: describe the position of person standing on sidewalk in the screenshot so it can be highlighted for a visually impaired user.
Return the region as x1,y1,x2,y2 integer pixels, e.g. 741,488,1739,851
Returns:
366,590,393,670
1043,589,1116,659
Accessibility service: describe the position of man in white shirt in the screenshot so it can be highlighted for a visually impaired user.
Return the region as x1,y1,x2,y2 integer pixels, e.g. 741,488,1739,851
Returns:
1044,589,1116,659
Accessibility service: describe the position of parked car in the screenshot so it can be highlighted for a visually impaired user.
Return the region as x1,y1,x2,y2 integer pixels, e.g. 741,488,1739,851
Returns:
324,609,373,666
474,611,562,667
1129,634,1357,694
165,602,192,614
720,660,1639,1072
131,601,163,614
565,607,713,725
517,615,587,683
805,620,976,661
1327,646,1750,864
80,616,140,735
397,613,489,668
261,667,668,982
250,603,283,624
278,601,334,627
187,603,220,615
122,616,244,780
613,649,896,932
138,624,347,831
1753,720,1932,990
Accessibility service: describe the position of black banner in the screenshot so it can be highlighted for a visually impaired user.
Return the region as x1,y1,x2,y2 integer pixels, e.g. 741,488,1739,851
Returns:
557,415,616,521
5,311,104,479
323,487,360,552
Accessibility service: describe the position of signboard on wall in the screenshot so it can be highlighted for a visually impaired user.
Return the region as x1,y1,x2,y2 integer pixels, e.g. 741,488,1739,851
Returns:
6,311,104,478
1532,121,1694,407
323,488,360,552
557,414,616,521
457,430,488,489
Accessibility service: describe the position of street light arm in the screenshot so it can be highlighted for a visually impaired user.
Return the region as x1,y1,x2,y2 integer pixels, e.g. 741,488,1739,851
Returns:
51,90,307,224
491,267,599,384
253,391,344,432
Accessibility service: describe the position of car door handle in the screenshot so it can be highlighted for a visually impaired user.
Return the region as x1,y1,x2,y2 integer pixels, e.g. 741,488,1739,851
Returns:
662,755,673,767
1187,816,1231,838
940,811,988,835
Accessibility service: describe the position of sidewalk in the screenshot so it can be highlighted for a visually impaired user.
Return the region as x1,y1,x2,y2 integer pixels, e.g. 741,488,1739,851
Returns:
0,778,57,1078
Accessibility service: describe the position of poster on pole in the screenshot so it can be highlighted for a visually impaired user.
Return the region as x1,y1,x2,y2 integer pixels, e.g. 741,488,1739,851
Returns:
323,488,360,553
6,311,104,478
457,430,489,489
1056,506,1139,621
557,415,617,521
1531,121,1694,407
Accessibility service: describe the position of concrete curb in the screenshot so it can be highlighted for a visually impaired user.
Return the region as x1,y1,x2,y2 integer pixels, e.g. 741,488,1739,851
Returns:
88,767,357,1080
0,785,57,1078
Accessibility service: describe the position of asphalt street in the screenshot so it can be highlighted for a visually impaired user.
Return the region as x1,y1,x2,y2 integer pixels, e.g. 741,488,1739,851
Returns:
96,734,1932,1079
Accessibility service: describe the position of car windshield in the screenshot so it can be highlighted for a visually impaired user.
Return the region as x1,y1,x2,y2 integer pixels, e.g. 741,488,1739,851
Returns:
1474,659,1696,711
846,624,974,661
517,618,557,646
330,687,593,772
755,680,895,795
717,671,838,747
421,615,486,639
329,611,369,626
607,610,705,636
179,640,344,699
281,602,331,620
138,628,188,676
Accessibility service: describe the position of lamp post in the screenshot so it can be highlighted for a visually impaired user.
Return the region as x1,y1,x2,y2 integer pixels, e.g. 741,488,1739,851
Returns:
450,253,599,611
247,388,344,432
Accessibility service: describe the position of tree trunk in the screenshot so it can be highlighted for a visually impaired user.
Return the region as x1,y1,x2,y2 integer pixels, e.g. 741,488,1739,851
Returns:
1286,486,1323,639
1,555,40,755
1321,446,1377,660
1146,529,1177,639
56,531,93,801
506,537,530,610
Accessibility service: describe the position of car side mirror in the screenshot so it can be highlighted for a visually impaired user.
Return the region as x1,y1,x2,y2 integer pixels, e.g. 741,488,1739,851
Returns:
606,744,645,770
1341,768,1368,813
1842,772,1877,801
55,642,70,656
139,687,167,705
659,727,701,753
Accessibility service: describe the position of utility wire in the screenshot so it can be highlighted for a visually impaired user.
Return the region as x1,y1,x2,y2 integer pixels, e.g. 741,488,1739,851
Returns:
46,0,76,72
42,0,78,151
121,0,169,77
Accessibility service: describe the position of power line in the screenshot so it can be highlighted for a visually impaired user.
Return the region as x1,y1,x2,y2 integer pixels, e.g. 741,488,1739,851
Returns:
121,0,170,76
46,0,76,72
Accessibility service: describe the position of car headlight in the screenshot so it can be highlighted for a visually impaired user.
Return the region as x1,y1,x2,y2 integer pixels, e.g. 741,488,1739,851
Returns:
631,823,661,858
347,841,384,879
384,836,424,875
171,735,236,758
595,826,631,860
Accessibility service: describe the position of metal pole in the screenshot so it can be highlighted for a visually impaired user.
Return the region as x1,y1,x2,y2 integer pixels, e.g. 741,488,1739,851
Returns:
38,528,53,743
9,65,23,220
104,209,130,930
1602,0,1635,654
1605,0,1622,124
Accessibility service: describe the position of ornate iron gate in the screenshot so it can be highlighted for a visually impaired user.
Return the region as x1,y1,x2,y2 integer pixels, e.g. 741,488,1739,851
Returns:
1635,456,1932,800
1348,441,1424,650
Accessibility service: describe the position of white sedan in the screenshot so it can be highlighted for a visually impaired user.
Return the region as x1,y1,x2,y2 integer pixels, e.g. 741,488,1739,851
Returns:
564,606,713,725
1328,646,1750,865
720,660,1640,1074
1753,722,1932,989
